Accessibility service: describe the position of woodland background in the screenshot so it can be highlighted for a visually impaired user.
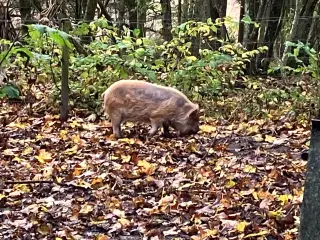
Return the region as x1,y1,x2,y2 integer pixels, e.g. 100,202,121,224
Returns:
0,0,315,239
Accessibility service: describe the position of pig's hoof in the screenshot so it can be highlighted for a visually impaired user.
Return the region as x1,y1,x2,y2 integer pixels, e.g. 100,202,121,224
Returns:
162,133,172,138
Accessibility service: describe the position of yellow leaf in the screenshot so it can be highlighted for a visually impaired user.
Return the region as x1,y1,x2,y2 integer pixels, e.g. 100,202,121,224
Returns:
8,122,26,129
244,230,269,238
118,138,135,144
3,149,14,156
247,125,259,134
96,235,109,240
125,122,134,128
23,147,33,155
35,149,52,163
36,134,44,140
13,156,22,163
201,229,218,237
118,218,131,228
14,184,30,193
64,145,78,155
70,120,80,128
279,194,292,206
72,134,82,144
253,134,264,142
200,125,217,133
265,135,276,143
236,221,247,232
59,130,69,140
38,224,51,235
0,194,6,200
243,165,256,173
252,191,258,200
79,203,94,214
225,180,236,188
121,155,131,163
138,160,156,175
269,210,282,219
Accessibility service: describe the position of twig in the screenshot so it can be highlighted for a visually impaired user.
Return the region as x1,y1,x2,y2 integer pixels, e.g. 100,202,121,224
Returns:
5,180,92,191
0,28,21,67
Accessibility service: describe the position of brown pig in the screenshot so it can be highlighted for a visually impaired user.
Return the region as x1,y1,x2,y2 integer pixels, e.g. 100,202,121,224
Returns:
101,79,200,139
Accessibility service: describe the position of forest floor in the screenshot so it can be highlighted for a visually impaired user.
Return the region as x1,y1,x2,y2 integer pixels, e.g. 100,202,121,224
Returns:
0,100,308,240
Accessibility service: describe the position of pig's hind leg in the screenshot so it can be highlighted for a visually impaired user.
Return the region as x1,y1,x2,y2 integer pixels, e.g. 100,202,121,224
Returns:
110,113,123,139
162,121,171,138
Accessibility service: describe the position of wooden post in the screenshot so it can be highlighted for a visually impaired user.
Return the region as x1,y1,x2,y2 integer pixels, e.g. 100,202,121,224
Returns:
60,18,70,122
300,119,320,239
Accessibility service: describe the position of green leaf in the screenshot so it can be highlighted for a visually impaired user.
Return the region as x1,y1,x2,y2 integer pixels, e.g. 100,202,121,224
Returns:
135,48,145,57
0,85,20,98
11,47,34,58
81,71,89,79
186,56,197,62
136,38,143,45
133,28,141,38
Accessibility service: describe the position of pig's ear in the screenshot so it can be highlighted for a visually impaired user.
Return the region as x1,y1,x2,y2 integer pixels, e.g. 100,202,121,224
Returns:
189,105,199,119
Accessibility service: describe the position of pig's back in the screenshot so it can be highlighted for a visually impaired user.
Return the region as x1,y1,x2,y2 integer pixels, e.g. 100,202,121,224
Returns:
104,80,186,105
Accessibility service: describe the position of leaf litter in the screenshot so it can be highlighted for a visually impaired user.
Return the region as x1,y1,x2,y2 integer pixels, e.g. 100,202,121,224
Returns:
0,102,309,240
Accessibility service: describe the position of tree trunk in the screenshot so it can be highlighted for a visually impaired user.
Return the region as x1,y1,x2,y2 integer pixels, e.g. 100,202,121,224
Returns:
293,0,318,43
283,0,318,66
210,0,228,41
243,0,260,51
178,0,182,24
161,0,172,41
125,0,138,32
182,0,190,23
137,0,147,37
75,0,83,19
82,0,88,17
307,1,320,50
84,0,98,21
19,0,32,35
256,0,284,72
188,0,201,57
60,19,70,122
238,0,245,43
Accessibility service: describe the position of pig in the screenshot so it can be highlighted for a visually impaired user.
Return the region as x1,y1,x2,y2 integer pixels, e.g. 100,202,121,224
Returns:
101,79,200,139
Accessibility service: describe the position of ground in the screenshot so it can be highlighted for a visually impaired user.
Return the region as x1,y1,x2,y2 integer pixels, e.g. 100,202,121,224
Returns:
0,101,308,239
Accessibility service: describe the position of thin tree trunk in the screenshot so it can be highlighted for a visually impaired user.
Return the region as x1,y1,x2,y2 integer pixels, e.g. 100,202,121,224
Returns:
60,19,70,122
137,0,146,37
182,0,190,23
211,0,228,41
307,1,320,50
283,0,318,65
178,0,182,24
238,0,245,43
19,0,32,35
84,0,98,21
256,0,284,72
161,0,172,41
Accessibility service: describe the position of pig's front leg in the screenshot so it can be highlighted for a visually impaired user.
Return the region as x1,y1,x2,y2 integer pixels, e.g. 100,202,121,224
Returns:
148,119,161,136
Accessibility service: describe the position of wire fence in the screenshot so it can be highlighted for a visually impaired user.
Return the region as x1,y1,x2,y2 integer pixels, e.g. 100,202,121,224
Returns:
1,16,320,23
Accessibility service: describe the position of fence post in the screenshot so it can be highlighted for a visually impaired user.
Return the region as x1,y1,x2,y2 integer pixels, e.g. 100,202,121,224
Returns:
299,119,320,239
60,18,70,122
